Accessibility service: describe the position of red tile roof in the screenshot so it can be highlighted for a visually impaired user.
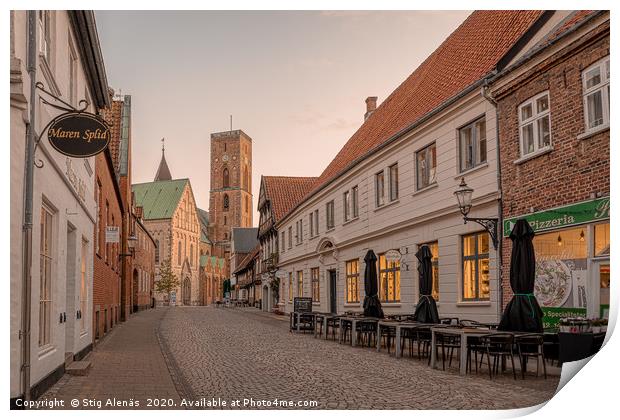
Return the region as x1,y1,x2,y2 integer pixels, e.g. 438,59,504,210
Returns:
263,176,318,223
547,10,597,42
280,11,543,222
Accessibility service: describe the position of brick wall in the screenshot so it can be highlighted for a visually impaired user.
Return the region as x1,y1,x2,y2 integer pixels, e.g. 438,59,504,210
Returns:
496,23,609,307
132,217,156,311
93,151,123,341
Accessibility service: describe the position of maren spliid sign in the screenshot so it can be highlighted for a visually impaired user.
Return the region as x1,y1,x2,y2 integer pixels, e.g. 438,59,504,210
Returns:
47,112,110,158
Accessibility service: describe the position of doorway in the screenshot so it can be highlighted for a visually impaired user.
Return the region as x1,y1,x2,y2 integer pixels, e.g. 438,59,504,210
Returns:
183,278,191,305
590,259,610,318
329,270,337,314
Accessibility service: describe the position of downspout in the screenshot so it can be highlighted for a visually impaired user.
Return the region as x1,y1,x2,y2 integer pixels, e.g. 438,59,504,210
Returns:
21,10,37,401
481,78,504,322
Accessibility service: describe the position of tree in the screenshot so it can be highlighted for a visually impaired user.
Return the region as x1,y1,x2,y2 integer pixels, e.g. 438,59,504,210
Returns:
155,258,179,304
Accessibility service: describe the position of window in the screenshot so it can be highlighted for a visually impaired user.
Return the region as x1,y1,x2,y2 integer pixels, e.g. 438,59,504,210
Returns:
177,241,182,265
288,272,293,302
351,186,359,218
223,194,229,211
375,171,385,207
295,219,303,244
190,244,194,266
518,92,551,157
297,270,304,297
313,210,319,236
378,254,400,303
419,242,439,301
155,239,160,264
39,205,53,346
281,231,285,252
345,259,360,303
582,57,610,131
459,117,487,172
389,164,399,201
462,232,490,301
311,267,320,302
288,226,292,249
309,212,314,238
343,190,351,222
223,168,230,188
38,11,51,63
594,223,610,256
416,143,437,190
326,200,335,230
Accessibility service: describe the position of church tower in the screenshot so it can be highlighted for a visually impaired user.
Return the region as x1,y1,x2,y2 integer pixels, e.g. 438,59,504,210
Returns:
209,129,253,243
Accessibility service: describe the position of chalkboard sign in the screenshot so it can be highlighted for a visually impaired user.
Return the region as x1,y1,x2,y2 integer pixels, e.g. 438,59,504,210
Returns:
294,297,313,313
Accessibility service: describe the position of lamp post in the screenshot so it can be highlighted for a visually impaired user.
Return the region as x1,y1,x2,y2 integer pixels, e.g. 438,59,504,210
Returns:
454,177,499,250
119,234,138,258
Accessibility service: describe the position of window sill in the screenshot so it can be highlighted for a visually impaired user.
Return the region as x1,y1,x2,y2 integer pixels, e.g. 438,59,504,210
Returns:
380,302,402,307
312,302,321,306
412,183,438,197
374,199,400,212
513,146,553,165
456,300,491,307
37,344,56,359
577,124,609,141
342,217,359,226
343,303,361,307
455,162,489,179
325,227,335,233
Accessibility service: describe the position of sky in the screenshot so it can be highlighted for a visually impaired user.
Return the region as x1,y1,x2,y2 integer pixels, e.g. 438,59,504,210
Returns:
95,10,471,222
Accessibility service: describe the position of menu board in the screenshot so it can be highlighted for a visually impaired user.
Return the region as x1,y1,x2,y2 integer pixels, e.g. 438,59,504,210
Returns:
294,297,313,313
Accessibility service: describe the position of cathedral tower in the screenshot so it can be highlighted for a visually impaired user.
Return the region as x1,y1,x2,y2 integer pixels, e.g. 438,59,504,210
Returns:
209,129,253,243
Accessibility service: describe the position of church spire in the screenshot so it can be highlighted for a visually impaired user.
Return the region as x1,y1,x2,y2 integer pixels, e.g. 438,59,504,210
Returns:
154,137,172,181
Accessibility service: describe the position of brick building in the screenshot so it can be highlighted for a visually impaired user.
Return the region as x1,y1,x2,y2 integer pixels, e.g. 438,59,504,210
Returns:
93,147,124,342
490,11,610,322
208,130,254,244
132,207,157,311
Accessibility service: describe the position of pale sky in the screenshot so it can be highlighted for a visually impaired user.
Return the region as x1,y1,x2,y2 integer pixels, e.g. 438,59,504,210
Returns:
95,10,471,222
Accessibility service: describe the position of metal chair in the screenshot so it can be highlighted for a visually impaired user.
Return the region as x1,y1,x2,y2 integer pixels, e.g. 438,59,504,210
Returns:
379,324,397,354
357,321,377,348
434,330,461,370
326,316,340,341
479,333,517,380
414,326,433,363
515,334,547,379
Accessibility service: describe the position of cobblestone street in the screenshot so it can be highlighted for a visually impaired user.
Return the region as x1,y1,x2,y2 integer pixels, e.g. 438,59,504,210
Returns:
41,306,560,410
160,307,560,410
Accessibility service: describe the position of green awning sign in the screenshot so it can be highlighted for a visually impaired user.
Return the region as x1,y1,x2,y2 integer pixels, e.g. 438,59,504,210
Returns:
504,197,609,237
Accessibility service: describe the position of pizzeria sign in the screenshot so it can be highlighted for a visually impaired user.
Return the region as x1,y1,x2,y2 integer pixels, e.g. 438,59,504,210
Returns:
504,197,609,237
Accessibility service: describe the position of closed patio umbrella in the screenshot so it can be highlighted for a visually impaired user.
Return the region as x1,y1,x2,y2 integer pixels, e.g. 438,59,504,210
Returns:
499,219,544,332
413,245,440,323
363,250,384,318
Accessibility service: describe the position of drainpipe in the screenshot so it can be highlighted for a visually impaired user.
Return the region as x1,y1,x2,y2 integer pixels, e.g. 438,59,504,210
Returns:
21,10,37,401
481,78,504,322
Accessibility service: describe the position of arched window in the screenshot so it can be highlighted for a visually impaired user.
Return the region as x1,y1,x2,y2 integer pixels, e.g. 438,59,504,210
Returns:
190,244,194,266
155,240,160,264
177,241,182,265
223,167,230,188
223,194,229,211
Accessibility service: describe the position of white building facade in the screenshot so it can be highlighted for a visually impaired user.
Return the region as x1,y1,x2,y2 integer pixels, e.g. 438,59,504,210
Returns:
10,10,110,403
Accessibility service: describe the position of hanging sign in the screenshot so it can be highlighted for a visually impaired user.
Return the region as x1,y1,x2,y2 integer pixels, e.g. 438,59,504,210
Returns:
105,226,120,243
384,249,402,263
47,112,110,158
275,269,288,279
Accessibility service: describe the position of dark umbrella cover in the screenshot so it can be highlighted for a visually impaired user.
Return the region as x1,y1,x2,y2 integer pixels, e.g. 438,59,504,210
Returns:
413,245,440,323
499,219,544,332
363,250,384,318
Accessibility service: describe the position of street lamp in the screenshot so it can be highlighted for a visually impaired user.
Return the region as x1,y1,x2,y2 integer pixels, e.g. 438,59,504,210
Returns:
454,177,499,250
119,234,138,258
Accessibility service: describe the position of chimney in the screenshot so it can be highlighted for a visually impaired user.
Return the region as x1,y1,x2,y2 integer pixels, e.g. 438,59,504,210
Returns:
364,96,378,121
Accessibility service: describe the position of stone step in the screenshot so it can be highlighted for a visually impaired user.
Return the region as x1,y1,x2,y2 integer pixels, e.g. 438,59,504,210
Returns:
64,352,74,367
65,361,91,376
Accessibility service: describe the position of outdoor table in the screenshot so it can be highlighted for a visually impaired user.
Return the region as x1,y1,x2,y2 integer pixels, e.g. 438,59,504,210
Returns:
430,326,492,375
290,311,314,333
338,316,379,347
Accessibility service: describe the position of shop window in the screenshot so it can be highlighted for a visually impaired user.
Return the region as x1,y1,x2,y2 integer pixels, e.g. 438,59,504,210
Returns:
518,91,551,157
532,227,587,308
462,232,490,301
594,223,610,256
297,270,304,297
378,254,400,303
419,241,440,301
311,267,320,303
346,259,360,303
288,272,293,302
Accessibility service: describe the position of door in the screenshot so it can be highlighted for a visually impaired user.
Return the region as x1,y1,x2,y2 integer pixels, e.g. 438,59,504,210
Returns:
64,224,77,354
329,270,337,314
183,278,191,305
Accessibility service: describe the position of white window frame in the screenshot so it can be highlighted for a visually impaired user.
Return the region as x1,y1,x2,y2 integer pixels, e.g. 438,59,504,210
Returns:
351,186,359,219
326,200,335,230
343,190,351,222
39,204,54,347
416,142,437,190
518,91,552,158
582,56,610,132
313,210,319,236
388,163,399,202
458,116,487,173
375,170,385,207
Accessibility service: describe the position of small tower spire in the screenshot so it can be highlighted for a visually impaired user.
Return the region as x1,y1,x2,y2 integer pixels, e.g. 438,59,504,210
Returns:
154,137,172,181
